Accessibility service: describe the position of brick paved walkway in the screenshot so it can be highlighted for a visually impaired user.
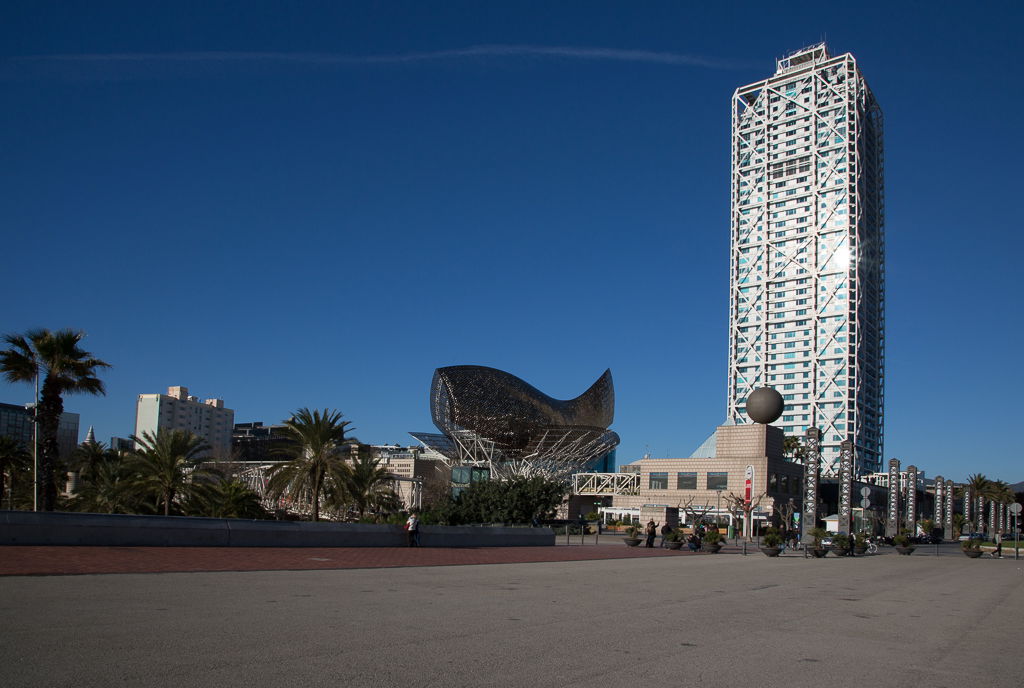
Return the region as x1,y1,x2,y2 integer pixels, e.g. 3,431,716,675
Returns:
0,543,734,576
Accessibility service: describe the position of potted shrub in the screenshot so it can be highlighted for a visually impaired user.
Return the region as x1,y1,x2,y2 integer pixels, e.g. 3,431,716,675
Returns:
702,529,724,553
623,523,642,547
760,528,783,557
854,532,868,555
961,538,983,558
830,533,850,556
809,527,830,557
665,529,684,550
893,532,916,555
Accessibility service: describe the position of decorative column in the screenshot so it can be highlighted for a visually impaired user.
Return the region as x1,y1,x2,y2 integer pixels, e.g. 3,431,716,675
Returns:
934,476,944,533
944,479,954,541
977,494,985,535
905,465,918,535
886,457,900,538
989,501,997,537
838,440,854,534
964,487,973,524
801,427,821,542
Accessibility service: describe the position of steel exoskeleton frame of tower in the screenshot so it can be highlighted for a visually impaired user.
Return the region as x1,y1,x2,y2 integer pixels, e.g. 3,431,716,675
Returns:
727,44,884,476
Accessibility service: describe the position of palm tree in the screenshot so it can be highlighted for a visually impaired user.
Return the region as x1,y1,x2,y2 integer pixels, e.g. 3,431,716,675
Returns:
0,436,31,510
71,438,113,476
988,480,1014,504
68,455,138,514
266,408,354,521
782,436,806,462
199,481,266,519
334,447,400,521
1,329,111,510
966,473,991,497
127,429,211,516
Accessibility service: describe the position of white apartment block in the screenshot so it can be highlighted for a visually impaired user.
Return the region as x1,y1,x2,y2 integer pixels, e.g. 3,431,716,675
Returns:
728,44,885,476
134,386,234,459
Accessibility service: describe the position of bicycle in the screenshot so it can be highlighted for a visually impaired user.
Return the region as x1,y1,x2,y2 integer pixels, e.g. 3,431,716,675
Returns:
865,540,879,555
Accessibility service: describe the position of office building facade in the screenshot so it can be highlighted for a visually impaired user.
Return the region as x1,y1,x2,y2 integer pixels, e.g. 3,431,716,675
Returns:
727,44,885,475
0,402,80,461
134,386,234,459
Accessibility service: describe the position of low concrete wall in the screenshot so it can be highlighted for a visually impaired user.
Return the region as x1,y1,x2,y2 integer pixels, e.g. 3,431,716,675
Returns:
0,511,555,548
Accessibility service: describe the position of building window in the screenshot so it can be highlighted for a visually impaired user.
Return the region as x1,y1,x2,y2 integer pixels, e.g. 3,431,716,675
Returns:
677,472,697,490
707,472,728,490
649,472,669,490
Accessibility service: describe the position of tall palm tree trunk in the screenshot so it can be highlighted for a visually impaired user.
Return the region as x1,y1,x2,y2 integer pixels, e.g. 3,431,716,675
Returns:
311,474,320,522
38,379,66,511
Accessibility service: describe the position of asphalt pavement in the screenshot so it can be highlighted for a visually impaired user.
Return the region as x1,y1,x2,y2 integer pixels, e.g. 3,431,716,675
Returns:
2,544,1022,687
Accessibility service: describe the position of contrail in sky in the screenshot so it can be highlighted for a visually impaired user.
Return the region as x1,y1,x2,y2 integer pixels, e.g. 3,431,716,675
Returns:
5,44,752,73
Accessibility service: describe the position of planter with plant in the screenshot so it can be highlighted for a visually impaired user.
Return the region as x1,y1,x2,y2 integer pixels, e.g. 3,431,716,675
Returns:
760,528,783,557
830,533,850,555
961,538,983,558
702,529,724,553
809,527,830,557
854,532,868,555
623,523,642,547
665,529,684,550
893,533,915,555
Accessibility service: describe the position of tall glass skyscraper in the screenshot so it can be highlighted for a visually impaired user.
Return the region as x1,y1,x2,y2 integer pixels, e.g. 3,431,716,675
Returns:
727,44,884,476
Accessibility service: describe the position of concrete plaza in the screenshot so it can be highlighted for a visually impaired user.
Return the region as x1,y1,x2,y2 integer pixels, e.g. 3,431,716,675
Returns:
2,547,1021,687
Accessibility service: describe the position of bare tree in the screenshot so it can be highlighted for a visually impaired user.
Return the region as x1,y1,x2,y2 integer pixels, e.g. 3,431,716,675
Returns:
776,497,797,531
677,495,712,529
724,491,766,540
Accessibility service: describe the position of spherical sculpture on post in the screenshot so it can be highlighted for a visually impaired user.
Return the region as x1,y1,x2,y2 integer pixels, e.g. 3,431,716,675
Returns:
745,387,784,424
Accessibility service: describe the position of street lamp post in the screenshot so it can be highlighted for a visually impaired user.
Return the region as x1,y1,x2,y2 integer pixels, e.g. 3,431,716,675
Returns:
716,489,723,530
24,366,39,512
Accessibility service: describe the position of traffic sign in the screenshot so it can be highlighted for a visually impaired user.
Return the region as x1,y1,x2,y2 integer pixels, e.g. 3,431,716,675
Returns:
860,487,871,498
860,498,870,508
1010,503,1022,515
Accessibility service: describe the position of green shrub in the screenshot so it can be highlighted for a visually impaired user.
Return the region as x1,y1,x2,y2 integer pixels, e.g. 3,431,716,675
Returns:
702,529,724,545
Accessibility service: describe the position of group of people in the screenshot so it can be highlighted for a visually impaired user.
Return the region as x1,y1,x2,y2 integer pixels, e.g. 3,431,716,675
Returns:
641,520,717,552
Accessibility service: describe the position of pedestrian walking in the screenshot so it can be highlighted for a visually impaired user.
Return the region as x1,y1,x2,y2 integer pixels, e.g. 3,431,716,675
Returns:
995,531,1003,559
406,512,420,547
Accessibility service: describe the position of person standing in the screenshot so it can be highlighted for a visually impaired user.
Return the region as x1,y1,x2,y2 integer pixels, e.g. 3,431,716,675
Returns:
645,520,658,548
659,523,672,548
406,512,420,547
995,531,1003,559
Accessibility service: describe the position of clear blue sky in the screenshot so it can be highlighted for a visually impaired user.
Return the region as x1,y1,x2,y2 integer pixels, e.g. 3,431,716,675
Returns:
2,1,1021,485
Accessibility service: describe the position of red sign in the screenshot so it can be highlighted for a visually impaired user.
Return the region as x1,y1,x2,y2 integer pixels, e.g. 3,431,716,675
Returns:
744,465,754,505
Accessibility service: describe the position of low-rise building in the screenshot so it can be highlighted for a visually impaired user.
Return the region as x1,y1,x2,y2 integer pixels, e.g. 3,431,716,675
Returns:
607,423,804,531
232,422,291,463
